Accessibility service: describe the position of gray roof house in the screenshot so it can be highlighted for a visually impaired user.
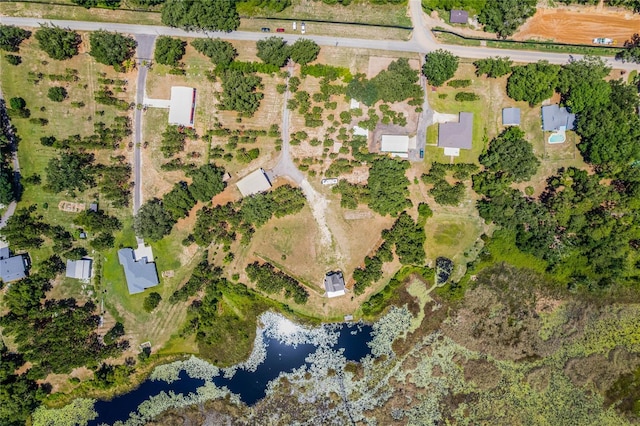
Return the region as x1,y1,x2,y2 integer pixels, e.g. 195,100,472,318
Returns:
438,112,473,156
0,246,27,283
324,271,346,298
450,10,469,24
541,105,576,132
118,248,159,294
66,258,92,280
502,107,521,126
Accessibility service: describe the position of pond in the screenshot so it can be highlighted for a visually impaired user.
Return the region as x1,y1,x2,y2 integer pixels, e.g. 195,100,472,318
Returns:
90,317,372,426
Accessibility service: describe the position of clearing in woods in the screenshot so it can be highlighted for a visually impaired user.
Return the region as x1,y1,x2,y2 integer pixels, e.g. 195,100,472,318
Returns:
514,7,639,45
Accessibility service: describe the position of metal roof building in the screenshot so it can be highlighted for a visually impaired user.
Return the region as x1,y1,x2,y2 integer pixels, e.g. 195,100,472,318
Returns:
169,86,196,128
541,105,575,132
118,248,159,295
438,112,473,156
0,245,27,283
450,10,469,24
381,135,410,158
236,168,272,197
66,258,92,280
502,107,521,126
324,271,346,298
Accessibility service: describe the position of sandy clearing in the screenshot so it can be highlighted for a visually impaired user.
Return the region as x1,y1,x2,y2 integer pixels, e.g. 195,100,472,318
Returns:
514,7,639,45
300,179,332,248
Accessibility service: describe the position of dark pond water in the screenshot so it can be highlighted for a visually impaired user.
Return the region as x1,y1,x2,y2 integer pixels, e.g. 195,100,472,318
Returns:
90,323,372,426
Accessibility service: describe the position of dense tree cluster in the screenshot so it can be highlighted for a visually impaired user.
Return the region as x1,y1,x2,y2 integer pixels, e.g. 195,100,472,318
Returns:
191,38,237,65
474,56,512,78
421,0,486,14
479,127,539,182
256,37,320,67
73,209,121,233
347,58,422,105
154,36,186,66
35,25,81,60
160,125,197,157
0,342,45,426
89,31,137,68
134,198,175,241
367,157,411,216
557,56,610,114
478,0,536,38
170,252,222,302
0,101,17,205
0,25,30,52
45,151,96,193
217,69,264,115
506,61,560,106
246,262,308,304
193,184,305,247
422,49,459,87
161,0,240,32
422,162,478,206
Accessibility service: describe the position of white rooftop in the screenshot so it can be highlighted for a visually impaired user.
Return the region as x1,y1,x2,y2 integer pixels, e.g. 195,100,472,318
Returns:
381,135,410,153
169,86,196,127
443,147,460,157
236,168,272,197
134,242,154,263
350,99,360,109
66,258,92,280
353,126,368,137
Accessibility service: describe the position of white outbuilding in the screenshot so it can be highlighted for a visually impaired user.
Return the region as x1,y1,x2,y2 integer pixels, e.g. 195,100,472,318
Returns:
236,168,272,197
168,86,196,127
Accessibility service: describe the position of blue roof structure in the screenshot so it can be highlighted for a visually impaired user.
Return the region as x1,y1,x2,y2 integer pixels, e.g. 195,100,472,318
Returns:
118,248,159,294
541,105,575,132
0,247,26,283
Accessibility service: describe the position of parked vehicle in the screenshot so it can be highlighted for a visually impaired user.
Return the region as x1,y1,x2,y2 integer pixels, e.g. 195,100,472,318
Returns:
293,21,297,30
301,22,306,34
321,178,338,185
419,149,424,159
261,27,270,32
276,28,285,32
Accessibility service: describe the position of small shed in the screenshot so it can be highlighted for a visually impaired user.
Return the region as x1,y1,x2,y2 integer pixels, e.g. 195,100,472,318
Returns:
450,10,469,24
324,271,346,298
89,203,98,212
236,168,272,197
502,107,521,126
66,258,92,280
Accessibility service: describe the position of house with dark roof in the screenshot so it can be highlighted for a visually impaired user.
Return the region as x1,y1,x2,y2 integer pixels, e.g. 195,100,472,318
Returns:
66,258,92,281
541,105,576,132
0,246,27,283
438,112,473,157
502,107,521,126
118,248,159,294
324,271,346,298
450,10,469,24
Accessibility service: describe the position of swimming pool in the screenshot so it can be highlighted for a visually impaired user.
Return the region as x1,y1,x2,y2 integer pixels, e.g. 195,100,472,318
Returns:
548,132,566,144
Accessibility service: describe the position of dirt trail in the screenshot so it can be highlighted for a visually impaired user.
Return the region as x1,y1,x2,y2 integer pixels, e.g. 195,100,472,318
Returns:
514,7,639,45
300,180,332,247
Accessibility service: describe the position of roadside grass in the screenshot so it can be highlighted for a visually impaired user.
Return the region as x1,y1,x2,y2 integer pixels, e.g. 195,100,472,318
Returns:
0,2,163,25
238,18,411,40
237,0,411,27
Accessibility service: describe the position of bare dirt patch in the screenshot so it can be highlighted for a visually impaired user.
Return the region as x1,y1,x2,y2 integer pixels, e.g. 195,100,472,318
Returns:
514,7,639,45
58,201,86,212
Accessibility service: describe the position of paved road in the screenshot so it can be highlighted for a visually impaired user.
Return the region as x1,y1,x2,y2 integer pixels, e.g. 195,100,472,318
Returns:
132,34,156,215
1,16,638,71
0,89,21,230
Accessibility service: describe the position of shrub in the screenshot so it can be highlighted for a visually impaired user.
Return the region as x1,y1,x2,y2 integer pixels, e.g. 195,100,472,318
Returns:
47,86,67,102
447,79,471,88
454,92,480,101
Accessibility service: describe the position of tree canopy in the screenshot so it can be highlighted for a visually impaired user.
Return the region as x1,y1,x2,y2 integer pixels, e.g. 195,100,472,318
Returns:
0,25,30,52
256,36,290,67
191,38,237,65
289,39,320,66
478,0,536,38
346,58,422,106
47,87,67,102
218,69,264,115
45,151,95,193
134,198,175,241
557,56,610,114
422,49,459,86
161,0,240,32
187,163,226,202
154,36,186,66
506,61,560,106
89,31,137,67
479,127,539,182
473,56,512,78
616,33,640,63
367,157,411,216
34,25,81,60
